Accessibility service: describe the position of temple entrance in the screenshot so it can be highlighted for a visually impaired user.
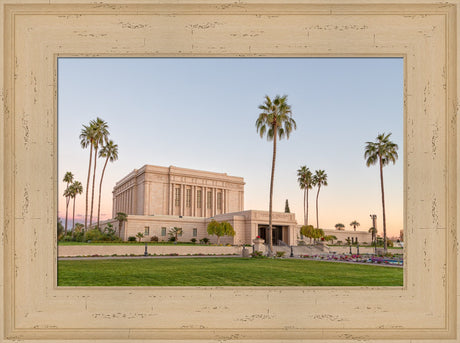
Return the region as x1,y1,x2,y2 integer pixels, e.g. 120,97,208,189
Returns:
258,225,284,245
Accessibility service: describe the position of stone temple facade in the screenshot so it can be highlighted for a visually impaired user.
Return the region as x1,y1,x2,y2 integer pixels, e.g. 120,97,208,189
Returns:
110,165,372,246
112,165,245,218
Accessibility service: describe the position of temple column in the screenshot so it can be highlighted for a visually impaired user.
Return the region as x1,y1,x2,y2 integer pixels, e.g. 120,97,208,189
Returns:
180,184,185,216
192,185,196,217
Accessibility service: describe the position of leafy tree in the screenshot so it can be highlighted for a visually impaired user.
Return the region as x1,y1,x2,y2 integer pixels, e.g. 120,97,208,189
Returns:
57,217,64,240
206,220,235,244
335,223,345,231
324,235,337,244
136,232,144,242
350,220,360,231
312,169,328,229
74,223,84,233
312,228,324,243
69,180,83,232
97,139,119,229
256,95,296,255
114,212,127,238
284,199,290,213
169,227,183,243
62,171,74,234
297,166,313,225
300,225,314,244
364,132,399,252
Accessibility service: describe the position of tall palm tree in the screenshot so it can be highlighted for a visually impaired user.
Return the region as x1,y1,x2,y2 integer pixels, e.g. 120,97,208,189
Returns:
70,180,83,232
97,140,119,229
62,171,74,234
256,95,296,255
297,166,313,226
364,132,399,252
89,118,109,228
312,169,328,229
63,187,72,235
350,220,360,231
80,124,95,231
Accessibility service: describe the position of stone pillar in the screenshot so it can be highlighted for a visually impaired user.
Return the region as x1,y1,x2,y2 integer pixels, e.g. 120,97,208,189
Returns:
212,188,216,217
180,184,185,216
192,185,196,217
169,183,174,215
203,186,207,217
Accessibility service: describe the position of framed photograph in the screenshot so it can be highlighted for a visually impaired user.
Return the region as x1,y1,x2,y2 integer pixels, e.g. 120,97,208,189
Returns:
1,0,458,341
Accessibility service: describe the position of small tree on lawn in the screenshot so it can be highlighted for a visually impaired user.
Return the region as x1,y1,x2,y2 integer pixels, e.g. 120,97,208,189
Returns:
207,220,235,245
136,232,144,242
312,228,324,243
300,225,314,244
169,227,183,243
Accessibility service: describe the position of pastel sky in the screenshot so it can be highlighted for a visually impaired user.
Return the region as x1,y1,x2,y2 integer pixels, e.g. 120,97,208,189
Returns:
58,57,403,237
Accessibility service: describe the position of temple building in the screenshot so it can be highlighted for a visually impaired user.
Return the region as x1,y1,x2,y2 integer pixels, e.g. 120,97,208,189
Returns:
109,164,371,246
112,165,245,217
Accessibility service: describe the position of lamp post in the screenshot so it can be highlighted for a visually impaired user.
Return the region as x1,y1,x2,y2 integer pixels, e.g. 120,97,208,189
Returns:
290,245,294,258
144,242,148,256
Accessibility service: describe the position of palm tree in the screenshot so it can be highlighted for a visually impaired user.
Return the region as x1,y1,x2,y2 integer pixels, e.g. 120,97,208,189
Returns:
80,124,95,231
115,212,128,238
97,140,119,229
297,166,313,226
335,223,345,231
63,187,72,235
62,171,74,234
256,95,296,255
312,169,328,229
88,118,109,228
364,132,399,252
368,227,377,245
70,180,83,232
350,220,360,231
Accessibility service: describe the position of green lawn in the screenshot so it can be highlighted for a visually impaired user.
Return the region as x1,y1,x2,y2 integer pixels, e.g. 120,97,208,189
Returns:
58,257,403,287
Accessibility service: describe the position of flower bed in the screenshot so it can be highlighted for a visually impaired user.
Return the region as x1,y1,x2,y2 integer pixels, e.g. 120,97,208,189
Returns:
300,253,403,266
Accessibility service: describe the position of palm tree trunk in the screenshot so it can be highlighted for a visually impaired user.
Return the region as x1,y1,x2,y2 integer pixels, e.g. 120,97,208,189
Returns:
306,188,309,226
85,142,93,230
64,197,70,235
303,189,306,226
268,126,277,256
90,146,98,228
72,196,76,233
315,185,321,229
379,156,387,252
97,157,109,230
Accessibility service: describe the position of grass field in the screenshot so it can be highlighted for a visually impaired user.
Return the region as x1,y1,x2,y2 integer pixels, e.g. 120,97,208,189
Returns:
58,257,403,287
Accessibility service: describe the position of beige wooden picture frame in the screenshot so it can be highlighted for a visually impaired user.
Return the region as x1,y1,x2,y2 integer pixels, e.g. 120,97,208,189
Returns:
0,0,459,342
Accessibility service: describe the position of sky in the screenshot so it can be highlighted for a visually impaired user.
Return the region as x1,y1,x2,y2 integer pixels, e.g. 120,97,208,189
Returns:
58,57,403,237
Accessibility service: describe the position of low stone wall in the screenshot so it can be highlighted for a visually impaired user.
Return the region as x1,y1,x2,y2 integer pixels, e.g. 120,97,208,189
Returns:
58,245,246,257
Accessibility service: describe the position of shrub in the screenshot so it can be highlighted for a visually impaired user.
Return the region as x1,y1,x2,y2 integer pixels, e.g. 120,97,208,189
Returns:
128,236,136,242
276,251,285,258
190,238,197,243
150,235,159,242
250,251,266,258
200,237,210,245
168,236,176,242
